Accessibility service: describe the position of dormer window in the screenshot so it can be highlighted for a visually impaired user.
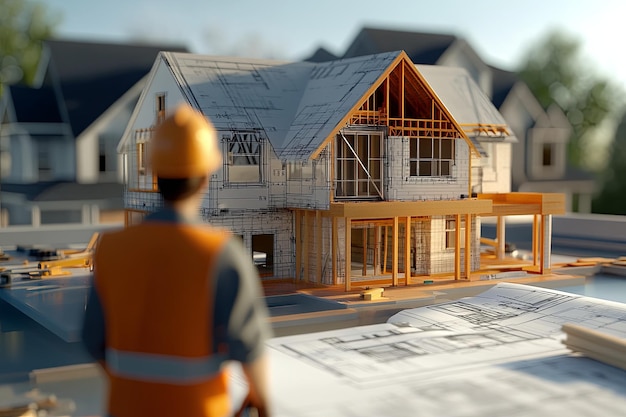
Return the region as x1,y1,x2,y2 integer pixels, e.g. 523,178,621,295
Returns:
225,131,263,184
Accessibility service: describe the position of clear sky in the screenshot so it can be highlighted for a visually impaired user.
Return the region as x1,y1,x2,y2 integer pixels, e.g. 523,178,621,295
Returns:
43,0,626,90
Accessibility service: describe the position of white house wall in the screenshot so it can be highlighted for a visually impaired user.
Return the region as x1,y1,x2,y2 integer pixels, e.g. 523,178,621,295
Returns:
123,59,187,191
202,210,294,280
480,142,512,193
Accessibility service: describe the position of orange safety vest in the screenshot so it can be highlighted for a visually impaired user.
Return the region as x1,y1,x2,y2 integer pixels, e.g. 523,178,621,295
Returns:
95,222,231,417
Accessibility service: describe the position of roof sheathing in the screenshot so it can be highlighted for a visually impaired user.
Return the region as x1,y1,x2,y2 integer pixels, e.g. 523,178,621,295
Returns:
288,51,402,159
164,52,310,155
416,64,512,141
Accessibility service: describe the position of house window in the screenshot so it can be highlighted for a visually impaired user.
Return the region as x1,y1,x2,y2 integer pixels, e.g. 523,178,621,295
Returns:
156,93,166,123
542,143,554,167
409,138,454,177
335,131,383,199
38,142,52,180
99,142,106,173
445,216,465,249
137,142,147,176
226,131,262,183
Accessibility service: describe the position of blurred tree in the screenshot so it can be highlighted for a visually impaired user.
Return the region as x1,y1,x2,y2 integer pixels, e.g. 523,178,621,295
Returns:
592,113,626,214
0,0,59,93
517,30,621,169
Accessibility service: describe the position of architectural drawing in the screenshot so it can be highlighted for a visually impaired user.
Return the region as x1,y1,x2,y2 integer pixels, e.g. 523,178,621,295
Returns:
265,283,626,417
119,50,565,290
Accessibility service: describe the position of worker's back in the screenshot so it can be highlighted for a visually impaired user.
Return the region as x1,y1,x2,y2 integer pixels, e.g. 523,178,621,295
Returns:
95,222,232,417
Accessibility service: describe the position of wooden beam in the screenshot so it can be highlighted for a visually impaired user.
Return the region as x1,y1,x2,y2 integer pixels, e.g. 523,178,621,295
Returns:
345,218,352,291
329,199,491,218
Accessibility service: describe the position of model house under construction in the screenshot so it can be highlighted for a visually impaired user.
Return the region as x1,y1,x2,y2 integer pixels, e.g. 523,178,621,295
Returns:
119,50,564,290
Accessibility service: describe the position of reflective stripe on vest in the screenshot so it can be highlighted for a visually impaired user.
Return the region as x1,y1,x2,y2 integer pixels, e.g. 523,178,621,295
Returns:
106,348,227,385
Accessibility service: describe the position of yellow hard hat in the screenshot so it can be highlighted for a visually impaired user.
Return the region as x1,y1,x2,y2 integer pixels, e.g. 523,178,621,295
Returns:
150,104,221,178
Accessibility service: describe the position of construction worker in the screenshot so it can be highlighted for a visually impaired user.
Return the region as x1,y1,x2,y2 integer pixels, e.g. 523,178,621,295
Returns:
81,104,272,417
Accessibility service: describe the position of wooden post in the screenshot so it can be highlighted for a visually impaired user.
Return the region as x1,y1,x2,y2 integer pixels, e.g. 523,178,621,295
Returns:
345,218,352,291
303,211,309,282
383,226,388,273
539,214,546,274
332,216,337,285
532,214,539,270
497,216,506,260
374,225,380,275
295,210,301,282
405,216,411,285
464,214,471,279
455,214,461,280
392,216,399,286
362,227,368,276
316,210,322,284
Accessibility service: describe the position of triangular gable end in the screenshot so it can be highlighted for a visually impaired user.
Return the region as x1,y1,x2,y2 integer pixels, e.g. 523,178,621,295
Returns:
310,51,479,159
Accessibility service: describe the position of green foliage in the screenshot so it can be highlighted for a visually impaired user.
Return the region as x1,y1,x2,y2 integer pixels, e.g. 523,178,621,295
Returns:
592,115,626,214
0,0,59,92
517,30,621,169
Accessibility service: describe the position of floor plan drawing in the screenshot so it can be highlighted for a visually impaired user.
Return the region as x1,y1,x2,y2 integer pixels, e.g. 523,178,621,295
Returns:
267,283,626,417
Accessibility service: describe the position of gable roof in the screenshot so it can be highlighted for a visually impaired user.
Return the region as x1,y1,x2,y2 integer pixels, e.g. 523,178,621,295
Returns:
164,51,405,159
342,27,457,64
7,84,63,123
140,50,480,161
417,65,513,140
43,39,188,137
489,65,520,108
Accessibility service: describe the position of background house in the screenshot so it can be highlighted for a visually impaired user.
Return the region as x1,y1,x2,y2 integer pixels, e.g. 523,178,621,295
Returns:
0,39,187,227
306,27,596,212
119,50,561,289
